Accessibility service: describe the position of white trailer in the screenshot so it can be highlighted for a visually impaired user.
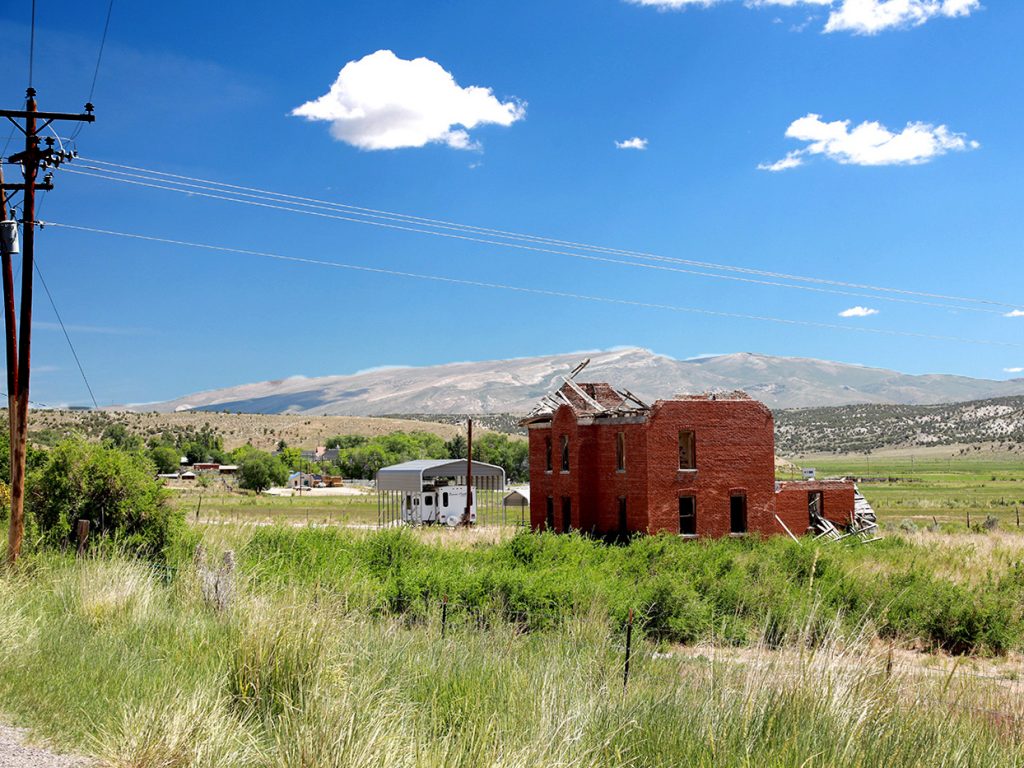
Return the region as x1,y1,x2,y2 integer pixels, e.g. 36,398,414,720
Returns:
402,482,476,527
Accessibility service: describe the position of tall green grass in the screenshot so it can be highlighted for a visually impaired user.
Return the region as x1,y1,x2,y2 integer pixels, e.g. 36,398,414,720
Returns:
238,527,1024,654
0,552,1021,767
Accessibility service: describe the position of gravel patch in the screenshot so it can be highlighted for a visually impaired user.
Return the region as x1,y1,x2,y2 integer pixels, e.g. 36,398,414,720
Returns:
0,725,90,768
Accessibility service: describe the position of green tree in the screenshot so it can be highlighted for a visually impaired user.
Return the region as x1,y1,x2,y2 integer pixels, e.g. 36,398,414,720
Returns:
149,445,181,474
446,434,467,459
101,423,143,452
277,446,307,472
238,451,289,493
26,440,181,559
325,435,368,450
471,432,529,483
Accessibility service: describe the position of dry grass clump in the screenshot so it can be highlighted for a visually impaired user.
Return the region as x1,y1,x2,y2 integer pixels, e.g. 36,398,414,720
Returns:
90,690,260,768
63,558,160,628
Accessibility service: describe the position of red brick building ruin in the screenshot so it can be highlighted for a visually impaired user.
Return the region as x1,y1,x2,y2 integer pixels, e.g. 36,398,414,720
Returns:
521,376,861,539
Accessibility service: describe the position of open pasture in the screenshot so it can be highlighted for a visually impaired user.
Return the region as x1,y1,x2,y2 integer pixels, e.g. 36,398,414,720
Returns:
784,453,1024,529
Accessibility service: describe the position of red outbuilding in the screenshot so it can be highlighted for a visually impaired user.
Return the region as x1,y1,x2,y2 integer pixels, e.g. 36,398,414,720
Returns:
520,373,869,539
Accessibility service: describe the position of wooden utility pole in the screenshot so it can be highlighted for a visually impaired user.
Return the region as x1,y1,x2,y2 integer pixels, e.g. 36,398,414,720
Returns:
1,88,94,565
463,418,473,526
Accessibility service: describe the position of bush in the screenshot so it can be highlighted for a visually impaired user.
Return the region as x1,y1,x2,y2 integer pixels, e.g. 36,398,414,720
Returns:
25,439,182,559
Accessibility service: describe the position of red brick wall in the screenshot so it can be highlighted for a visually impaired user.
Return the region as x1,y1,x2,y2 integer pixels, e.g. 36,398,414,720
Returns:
775,481,856,535
528,406,584,532
642,399,777,537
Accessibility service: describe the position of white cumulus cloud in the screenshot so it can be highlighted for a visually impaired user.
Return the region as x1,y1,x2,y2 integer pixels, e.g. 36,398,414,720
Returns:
1005,310,1024,318
615,137,649,150
824,0,980,35
626,0,980,33
1004,367,1024,374
760,113,978,170
292,50,525,151
838,306,879,317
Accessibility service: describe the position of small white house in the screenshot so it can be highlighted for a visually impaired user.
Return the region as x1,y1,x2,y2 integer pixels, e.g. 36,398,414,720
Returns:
288,471,316,490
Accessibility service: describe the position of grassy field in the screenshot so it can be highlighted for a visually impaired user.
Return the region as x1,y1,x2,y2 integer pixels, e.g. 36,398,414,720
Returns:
167,453,1024,532
8,454,1021,764
783,453,1024,528
173,488,525,528
2,535,1024,767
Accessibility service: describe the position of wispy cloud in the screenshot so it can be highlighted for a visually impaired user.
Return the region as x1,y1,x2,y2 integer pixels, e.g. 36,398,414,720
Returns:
838,306,879,318
760,113,978,171
615,137,649,150
1005,309,1024,318
292,50,525,151
1004,367,1024,374
625,0,980,34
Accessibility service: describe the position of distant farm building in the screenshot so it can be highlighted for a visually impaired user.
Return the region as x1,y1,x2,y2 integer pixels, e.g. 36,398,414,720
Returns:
301,446,342,463
503,488,531,527
520,366,868,539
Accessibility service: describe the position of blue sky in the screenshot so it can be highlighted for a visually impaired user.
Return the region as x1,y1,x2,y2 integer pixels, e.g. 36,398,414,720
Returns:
0,0,1021,406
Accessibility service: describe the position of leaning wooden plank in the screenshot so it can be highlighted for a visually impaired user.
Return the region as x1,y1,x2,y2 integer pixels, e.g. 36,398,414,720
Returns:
774,514,801,544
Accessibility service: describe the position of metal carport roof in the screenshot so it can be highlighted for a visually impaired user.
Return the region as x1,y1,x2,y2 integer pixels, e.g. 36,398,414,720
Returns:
375,459,506,494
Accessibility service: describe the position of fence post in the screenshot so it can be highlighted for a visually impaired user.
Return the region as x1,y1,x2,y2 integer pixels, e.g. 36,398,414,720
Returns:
967,510,971,529
623,608,634,691
75,519,90,557
441,594,448,639
195,494,203,522
1017,507,1020,528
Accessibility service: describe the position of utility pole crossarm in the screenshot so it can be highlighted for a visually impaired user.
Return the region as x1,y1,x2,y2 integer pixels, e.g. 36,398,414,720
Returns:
0,108,95,122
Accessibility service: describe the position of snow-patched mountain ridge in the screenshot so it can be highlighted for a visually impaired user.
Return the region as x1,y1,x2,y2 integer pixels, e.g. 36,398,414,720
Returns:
127,348,1024,415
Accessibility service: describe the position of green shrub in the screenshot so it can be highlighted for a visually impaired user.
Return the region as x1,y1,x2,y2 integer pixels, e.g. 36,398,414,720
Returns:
25,439,182,560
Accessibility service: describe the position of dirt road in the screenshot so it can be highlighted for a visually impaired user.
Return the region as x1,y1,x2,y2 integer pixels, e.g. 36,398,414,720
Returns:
0,725,88,768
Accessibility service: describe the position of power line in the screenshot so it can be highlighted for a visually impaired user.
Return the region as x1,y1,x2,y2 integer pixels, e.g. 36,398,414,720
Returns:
42,221,1023,349
60,165,1012,317
70,0,114,142
33,258,98,408
86,0,114,102
72,155,1022,312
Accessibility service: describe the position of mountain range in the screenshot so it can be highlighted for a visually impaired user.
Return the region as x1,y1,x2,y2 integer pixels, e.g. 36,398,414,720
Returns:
127,348,1024,415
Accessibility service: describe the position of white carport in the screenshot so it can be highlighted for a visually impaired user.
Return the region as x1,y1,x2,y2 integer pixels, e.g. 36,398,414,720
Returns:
375,459,506,527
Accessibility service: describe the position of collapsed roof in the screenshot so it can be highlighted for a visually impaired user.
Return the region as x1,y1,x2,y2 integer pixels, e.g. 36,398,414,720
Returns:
520,358,754,426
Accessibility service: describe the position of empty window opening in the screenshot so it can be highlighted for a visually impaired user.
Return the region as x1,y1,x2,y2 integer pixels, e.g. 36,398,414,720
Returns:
405,495,412,510
545,497,555,531
679,430,696,470
562,496,572,532
679,496,696,536
618,497,628,536
615,432,626,472
730,495,747,534
424,495,433,506
545,437,552,471
808,491,822,525
561,436,570,472
442,492,449,507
